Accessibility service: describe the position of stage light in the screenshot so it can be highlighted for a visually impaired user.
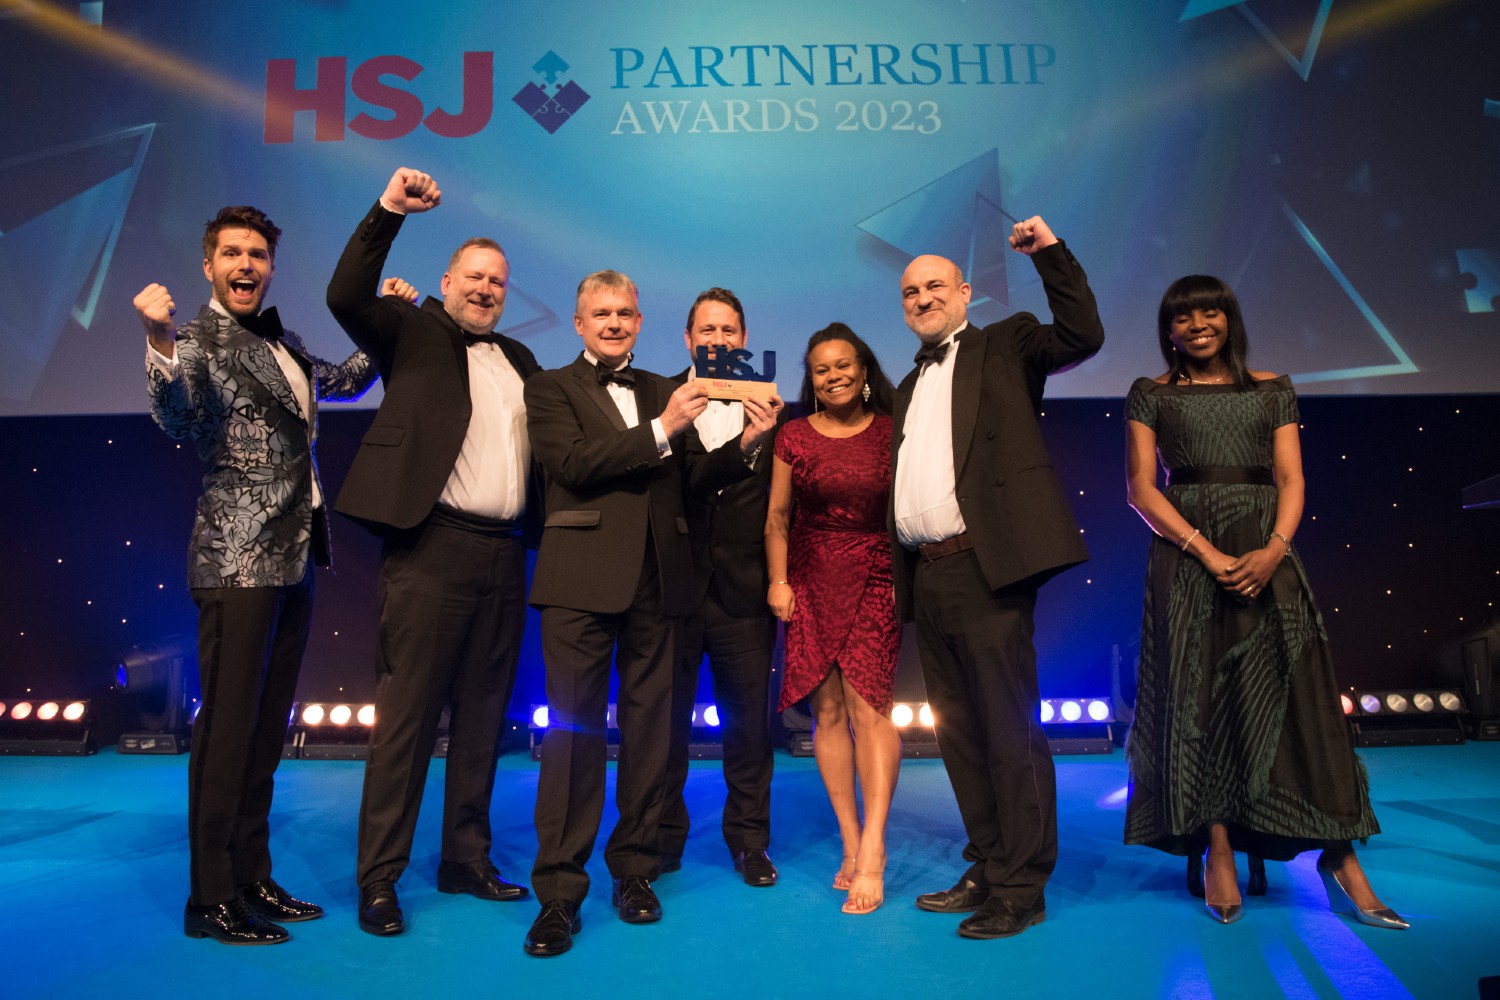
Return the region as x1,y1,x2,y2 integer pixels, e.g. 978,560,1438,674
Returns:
918,703,934,727
1341,694,1356,716
531,705,550,728
702,704,721,727
358,704,376,726
116,638,198,754
529,702,729,760
0,696,95,755
891,703,914,727
1041,697,1116,754
288,702,376,760
1347,689,1466,746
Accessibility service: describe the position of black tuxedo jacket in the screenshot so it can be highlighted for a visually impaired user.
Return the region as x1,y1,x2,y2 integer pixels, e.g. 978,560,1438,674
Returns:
526,355,753,617
890,240,1104,621
674,372,782,619
327,202,542,537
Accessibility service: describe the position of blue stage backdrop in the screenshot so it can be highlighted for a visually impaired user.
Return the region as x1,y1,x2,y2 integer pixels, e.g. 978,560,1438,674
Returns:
2,0,1498,415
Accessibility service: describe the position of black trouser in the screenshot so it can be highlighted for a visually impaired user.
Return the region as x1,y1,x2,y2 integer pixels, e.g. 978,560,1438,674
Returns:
187,568,313,906
913,549,1056,905
356,509,526,887
660,579,775,861
531,551,675,904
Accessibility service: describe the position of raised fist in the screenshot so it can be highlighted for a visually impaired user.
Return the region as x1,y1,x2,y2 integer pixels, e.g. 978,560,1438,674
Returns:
380,167,441,215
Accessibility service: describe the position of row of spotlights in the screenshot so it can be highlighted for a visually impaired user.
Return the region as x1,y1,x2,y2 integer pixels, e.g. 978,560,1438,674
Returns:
890,703,935,728
1340,690,1464,716
1040,698,1114,724
530,704,722,730
300,703,376,727
2,701,88,722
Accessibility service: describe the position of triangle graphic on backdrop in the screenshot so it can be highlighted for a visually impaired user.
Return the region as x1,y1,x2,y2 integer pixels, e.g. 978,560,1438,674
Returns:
1180,0,1334,81
0,124,154,401
856,149,1011,308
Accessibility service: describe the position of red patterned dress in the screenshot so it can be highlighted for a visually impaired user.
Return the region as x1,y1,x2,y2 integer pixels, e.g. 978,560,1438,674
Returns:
774,414,900,714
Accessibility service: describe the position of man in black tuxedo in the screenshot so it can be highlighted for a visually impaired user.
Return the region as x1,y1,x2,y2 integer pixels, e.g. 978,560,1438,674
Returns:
137,206,376,944
658,287,781,887
522,272,778,956
328,167,541,936
890,216,1103,939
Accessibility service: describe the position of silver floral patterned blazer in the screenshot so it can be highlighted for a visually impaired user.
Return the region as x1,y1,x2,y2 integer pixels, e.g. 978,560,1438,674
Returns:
147,304,377,589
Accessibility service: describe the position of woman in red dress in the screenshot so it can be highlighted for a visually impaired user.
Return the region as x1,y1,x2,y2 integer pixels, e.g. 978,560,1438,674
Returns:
765,323,900,915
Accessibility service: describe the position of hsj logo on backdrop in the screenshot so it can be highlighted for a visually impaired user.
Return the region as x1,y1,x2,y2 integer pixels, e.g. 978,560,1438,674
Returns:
262,42,1054,143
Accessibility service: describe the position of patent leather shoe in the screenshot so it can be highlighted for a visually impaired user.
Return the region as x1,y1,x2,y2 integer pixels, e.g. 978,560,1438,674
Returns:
437,859,529,901
358,879,404,936
1247,856,1268,897
734,850,779,887
611,875,662,923
239,878,324,922
1317,863,1408,930
957,895,1046,939
184,897,289,945
1186,852,1206,899
915,877,989,913
524,900,581,957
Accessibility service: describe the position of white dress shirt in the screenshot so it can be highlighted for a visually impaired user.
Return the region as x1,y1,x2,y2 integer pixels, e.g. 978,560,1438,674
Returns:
894,332,967,546
438,338,529,521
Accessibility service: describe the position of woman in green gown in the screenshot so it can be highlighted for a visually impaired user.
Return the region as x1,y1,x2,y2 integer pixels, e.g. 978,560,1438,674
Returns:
1122,275,1406,929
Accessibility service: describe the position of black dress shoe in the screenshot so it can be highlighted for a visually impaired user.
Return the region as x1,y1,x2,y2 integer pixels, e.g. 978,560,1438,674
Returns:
239,878,324,922
524,900,582,957
957,895,1046,939
611,875,662,923
1187,852,1206,899
184,898,289,945
1247,855,1268,897
358,879,404,936
733,850,779,887
658,857,683,875
915,877,989,913
437,859,529,901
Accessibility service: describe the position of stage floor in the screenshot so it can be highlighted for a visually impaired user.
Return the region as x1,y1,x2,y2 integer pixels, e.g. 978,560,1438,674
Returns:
2,742,1496,999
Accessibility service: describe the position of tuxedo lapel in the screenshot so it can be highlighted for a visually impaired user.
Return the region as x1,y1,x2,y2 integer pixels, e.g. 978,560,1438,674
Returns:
207,308,305,424
950,324,982,480
573,354,628,432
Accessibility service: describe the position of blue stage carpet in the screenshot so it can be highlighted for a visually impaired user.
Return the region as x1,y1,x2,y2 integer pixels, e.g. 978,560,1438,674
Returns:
2,743,1496,999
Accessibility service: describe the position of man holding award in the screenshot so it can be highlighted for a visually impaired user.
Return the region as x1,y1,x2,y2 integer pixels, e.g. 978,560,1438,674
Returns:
659,288,784,887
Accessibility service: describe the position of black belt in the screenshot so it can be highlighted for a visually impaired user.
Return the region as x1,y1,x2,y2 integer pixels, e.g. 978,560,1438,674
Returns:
1167,466,1274,487
428,504,522,537
918,532,973,562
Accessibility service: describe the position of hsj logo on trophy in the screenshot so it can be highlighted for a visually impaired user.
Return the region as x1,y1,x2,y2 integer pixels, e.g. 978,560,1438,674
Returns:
693,348,778,403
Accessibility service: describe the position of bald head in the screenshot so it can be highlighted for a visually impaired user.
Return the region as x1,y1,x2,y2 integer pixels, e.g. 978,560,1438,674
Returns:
901,255,971,343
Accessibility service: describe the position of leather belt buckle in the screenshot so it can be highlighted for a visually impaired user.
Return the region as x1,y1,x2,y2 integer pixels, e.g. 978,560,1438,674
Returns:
918,532,973,562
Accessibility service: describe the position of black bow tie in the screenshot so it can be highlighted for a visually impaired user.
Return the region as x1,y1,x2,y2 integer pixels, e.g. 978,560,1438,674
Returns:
241,306,284,342
464,331,505,348
597,364,635,388
914,339,949,369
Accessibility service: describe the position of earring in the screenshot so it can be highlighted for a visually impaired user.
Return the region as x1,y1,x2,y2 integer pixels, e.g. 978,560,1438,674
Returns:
861,383,871,402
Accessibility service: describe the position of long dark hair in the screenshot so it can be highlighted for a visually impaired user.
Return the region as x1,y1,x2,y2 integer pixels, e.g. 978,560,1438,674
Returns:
1157,275,1252,389
797,322,894,416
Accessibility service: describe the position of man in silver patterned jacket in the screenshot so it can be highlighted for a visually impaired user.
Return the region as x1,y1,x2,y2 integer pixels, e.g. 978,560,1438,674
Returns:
136,205,377,946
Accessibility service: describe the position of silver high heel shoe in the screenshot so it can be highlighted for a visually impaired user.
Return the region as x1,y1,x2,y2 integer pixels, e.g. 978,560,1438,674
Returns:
1317,863,1409,930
